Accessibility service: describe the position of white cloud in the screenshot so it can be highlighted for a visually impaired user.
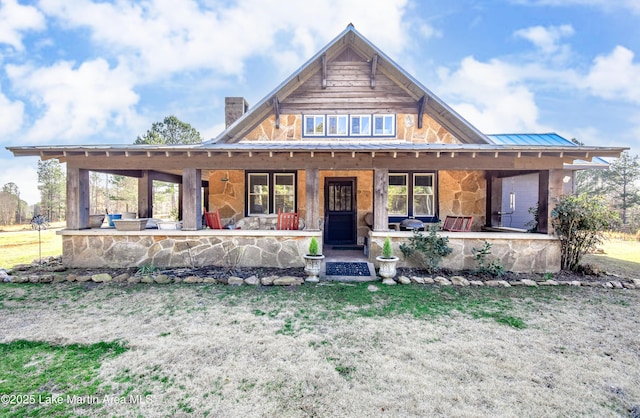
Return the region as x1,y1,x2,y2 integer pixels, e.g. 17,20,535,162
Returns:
514,24,574,55
0,89,24,136
0,0,45,51
582,46,640,104
436,57,546,133
6,59,140,143
38,0,410,81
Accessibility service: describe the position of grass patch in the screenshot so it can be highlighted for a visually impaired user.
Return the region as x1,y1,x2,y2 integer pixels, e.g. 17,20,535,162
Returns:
0,227,63,269
0,339,127,417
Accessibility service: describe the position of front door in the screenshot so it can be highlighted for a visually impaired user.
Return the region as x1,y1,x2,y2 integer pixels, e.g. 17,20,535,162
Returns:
324,177,357,245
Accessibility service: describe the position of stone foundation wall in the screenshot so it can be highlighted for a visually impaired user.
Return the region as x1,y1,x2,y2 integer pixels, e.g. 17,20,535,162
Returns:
61,230,322,269
368,231,561,273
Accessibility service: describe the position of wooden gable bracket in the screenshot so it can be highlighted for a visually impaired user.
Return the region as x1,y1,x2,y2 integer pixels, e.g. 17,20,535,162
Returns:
370,54,378,88
272,96,280,129
321,54,327,89
417,95,428,129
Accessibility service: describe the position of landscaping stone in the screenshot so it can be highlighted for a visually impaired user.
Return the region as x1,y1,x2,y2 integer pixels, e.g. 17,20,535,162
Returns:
382,278,396,285
228,276,245,286
538,280,559,286
273,276,304,286
202,277,218,284
261,275,277,286
485,280,511,288
604,282,614,288
183,276,203,284
245,275,260,286
0,270,9,282
398,276,411,285
623,282,636,289
140,276,154,284
410,276,425,284
434,276,451,286
11,275,27,283
633,279,640,287
367,284,380,292
113,273,130,282
610,281,623,289
450,276,470,287
521,279,538,287
39,274,54,283
53,275,67,283
154,274,171,284
91,273,112,283
76,275,91,282
422,277,435,284
127,276,140,284
29,275,40,283
66,274,77,282
469,280,484,286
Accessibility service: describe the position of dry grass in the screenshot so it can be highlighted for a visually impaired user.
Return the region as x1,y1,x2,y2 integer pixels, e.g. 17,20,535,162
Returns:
1,283,639,417
0,222,64,268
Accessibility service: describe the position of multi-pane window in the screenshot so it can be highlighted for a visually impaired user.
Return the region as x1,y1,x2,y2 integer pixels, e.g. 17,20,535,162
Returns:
413,174,435,216
274,173,295,213
388,174,408,216
248,173,269,215
374,114,395,136
327,115,348,136
247,172,297,215
350,115,371,136
388,172,437,221
304,115,325,136
302,114,395,137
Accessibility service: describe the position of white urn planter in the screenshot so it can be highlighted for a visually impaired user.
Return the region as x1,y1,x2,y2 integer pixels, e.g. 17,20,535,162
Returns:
376,255,399,285
303,254,325,283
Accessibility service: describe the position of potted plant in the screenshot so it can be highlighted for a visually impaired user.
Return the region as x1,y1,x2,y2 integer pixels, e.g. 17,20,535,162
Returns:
376,236,399,285
303,236,324,283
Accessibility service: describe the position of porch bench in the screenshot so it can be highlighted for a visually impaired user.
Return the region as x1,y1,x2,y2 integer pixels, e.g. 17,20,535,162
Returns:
442,216,473,232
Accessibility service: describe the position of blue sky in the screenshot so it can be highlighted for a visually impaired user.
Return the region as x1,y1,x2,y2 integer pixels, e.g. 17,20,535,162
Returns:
1,0,639,204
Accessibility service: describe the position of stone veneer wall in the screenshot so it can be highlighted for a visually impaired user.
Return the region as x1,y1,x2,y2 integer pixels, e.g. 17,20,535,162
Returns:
438,170,486,231
208,169,307,224
61,230,321,269
242,114,459,144
368,231,561,273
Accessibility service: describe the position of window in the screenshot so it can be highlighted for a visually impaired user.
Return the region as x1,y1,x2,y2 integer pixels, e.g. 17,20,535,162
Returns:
388,174,408,216
327,115,348,136
304,115,325,136
248,173,269,215
374,114,395,136
388,172,437,221
413,174,434,216
350,115,371,136
247,172,297,215
274,173,295,213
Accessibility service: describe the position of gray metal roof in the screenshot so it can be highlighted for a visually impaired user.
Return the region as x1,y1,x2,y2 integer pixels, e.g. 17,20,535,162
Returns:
488,133,576,146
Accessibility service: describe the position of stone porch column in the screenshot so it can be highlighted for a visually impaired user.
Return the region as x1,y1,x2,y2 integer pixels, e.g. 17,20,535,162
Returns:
538,169,565,234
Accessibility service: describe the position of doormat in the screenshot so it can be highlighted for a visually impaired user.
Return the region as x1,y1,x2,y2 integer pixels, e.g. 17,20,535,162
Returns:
332,246,363,251
326,262,371,277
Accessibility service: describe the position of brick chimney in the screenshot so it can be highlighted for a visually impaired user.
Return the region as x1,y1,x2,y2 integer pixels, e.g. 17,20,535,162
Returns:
225,97,249,128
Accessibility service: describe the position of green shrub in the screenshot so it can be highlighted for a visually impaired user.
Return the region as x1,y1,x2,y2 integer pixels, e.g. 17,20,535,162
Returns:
308,237,319,256
551,194,619,271
381,236,394,259
399,226,452,273
472,241,504,277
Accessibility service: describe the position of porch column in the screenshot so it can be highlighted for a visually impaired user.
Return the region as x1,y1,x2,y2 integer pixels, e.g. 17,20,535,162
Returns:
373,168,389,231
486,172,502,227
66,167,90,230
305,168,320,230
538,169,564,234
138,171,153,219
181,168,202,230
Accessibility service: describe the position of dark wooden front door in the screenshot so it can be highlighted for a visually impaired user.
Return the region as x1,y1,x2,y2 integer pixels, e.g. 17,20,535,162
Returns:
324,178,356,245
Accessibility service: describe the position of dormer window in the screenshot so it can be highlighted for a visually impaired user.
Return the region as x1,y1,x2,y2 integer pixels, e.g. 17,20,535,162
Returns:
327,115,348,136
350,115,371,136
304,115,325,136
